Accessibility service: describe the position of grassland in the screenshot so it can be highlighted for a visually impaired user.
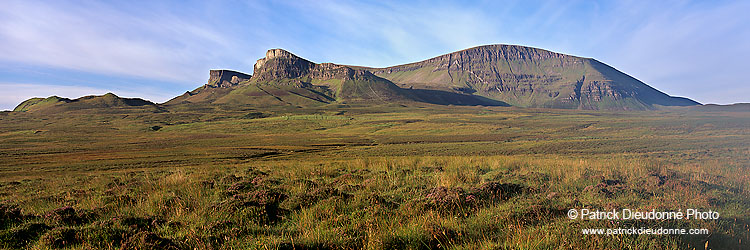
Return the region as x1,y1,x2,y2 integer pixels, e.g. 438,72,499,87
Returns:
0,104,748,249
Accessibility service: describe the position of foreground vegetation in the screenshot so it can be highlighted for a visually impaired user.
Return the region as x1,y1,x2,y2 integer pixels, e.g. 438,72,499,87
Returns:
0,104,748,249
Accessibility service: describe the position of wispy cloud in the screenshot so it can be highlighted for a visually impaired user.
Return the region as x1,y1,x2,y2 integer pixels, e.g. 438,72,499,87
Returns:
0,1,233,83
595,1,750,104
264,1,503,67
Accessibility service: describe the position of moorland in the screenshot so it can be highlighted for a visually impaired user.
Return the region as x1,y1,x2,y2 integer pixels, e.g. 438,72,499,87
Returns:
0,103,748,249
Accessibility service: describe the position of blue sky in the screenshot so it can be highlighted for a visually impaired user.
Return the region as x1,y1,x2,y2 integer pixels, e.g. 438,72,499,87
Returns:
1,0,748,110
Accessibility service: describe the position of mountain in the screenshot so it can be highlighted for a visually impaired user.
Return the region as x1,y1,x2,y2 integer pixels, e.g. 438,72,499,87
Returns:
15,44,702,111
166,49,413,107
13,93,157,113
364,44,700,110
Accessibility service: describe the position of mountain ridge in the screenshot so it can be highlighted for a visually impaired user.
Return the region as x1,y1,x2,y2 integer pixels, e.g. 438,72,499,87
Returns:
14,44,702,112
363,44,699,110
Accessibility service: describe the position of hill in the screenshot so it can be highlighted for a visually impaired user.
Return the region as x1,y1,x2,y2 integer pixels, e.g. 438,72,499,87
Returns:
13,96,72,112
14,93,157,113
364,44,700,110
690,103,750,112
166,49,414,107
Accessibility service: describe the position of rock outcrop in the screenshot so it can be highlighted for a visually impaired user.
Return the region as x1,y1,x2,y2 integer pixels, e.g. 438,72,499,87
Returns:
207,70,251,88
166,49,411,106
252,49,382,83
249,49,409,102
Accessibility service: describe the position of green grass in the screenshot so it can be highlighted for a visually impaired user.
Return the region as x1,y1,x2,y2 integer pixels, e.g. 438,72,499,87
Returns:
12,96,70,112
0,104,747,249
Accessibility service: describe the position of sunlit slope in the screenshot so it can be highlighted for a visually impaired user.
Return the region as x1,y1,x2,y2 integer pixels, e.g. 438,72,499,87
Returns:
14,93,157,113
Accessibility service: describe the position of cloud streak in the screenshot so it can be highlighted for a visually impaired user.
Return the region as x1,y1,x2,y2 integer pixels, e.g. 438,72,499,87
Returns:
0,1,234,83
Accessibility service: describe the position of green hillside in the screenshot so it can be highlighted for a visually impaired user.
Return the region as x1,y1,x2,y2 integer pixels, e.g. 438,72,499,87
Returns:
366,44,699,110
14,93,157,113
13,96,71,112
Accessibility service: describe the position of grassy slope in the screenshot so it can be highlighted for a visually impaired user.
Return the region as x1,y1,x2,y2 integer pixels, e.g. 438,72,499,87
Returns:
167,63,410,109
214,79,335,108
13,94,157,114
13,96,71,112
0,105,748,249
201,76,407,108
336,76,410,103
372,45,697,110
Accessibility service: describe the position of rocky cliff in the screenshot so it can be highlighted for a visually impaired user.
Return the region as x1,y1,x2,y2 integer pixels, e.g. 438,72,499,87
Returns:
253,49,390,84
207,70,251,88
246,49,409,102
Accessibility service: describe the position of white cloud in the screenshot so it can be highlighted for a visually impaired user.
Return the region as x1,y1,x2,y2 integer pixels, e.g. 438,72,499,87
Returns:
0,1,233,83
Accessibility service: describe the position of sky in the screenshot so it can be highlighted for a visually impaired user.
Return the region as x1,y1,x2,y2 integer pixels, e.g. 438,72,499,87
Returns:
1,0,748,110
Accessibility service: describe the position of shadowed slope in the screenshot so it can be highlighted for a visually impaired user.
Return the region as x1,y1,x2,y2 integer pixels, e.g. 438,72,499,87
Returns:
13,96,72,112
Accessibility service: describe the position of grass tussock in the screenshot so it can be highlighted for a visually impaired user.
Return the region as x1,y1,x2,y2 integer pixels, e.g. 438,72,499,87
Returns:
0,104,747,249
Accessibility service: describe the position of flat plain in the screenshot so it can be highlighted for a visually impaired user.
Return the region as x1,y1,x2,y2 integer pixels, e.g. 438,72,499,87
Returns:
0,103,748,249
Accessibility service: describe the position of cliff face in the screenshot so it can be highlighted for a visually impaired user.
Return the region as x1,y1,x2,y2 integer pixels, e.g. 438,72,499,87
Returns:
207,70,251,88
252,49,382,83
250,49,409,102
367,44,699,110
252,49,314,80
373,45,574,74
